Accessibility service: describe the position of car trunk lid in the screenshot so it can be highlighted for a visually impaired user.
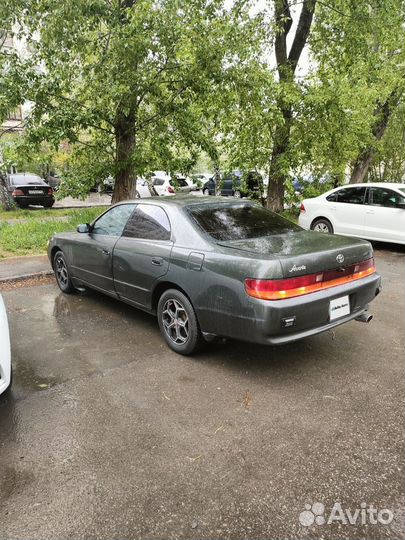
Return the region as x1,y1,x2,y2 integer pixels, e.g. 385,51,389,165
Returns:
218,231,373,278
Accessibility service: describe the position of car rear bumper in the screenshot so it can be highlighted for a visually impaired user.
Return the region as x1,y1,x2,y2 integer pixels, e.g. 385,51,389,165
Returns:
201,272,382,345
13,195,54,205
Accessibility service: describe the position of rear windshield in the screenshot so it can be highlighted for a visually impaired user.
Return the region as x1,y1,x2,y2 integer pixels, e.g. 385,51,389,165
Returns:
188,203,301,241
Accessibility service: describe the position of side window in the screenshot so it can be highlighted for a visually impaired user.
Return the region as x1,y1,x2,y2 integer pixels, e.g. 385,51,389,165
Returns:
334,187,366,204
123,204,171,241
92,204,135,236
326,192,338,202
152,178,165,186
370,187,405,208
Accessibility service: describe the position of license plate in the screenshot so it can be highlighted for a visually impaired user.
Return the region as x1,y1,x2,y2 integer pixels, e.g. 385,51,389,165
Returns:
329,295,350,321
28,190,43,195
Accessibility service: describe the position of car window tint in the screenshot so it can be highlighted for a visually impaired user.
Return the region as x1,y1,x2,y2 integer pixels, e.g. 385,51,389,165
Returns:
152,178,165,186
335,187,367,204
188,203,301,241
176,179,188,187
370,187,405,208
123,204,171,240
92,204,136,236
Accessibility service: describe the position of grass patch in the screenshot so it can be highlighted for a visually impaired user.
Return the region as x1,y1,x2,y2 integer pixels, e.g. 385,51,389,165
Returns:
0,207,108,258
0,207,78,220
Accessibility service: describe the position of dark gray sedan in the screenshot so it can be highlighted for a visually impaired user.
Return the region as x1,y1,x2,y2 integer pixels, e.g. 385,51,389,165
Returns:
48,197,381,355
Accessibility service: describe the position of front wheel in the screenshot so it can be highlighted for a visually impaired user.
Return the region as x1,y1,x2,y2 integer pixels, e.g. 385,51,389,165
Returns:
203,188,209,196
311,218,334,234
157,289,203,355
233,190,241,198
53,250,76,293
43,201,54,208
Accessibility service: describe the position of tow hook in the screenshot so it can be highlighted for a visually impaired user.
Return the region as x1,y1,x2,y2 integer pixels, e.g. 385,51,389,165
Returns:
355,312,373,323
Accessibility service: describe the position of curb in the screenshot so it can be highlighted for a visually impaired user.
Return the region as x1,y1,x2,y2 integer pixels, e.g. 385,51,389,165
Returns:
0,270,54,284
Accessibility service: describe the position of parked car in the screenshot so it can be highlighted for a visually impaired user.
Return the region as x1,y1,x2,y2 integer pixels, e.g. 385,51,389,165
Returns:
202,176,217,195
191,173,213,191
220,171,264,198
0,294,12,396
299,182,405,245
48,197,381,355
152,175,192,196
135,178,152,198
6,173,54,208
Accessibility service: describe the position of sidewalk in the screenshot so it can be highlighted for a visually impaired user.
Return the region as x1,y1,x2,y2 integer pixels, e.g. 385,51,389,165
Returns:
0,255,53,283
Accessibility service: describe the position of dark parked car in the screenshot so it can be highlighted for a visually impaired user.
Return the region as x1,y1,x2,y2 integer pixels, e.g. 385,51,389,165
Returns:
6,173,54,208
202,176,216,195
48,197,381,355
220,171,263,198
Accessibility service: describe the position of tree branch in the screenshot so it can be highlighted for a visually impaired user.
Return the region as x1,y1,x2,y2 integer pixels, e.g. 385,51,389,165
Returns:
288,0,316,73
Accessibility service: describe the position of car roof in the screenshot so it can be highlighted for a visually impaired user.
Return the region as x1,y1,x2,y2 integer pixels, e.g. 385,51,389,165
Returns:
116,195,255,209
334,182,405,189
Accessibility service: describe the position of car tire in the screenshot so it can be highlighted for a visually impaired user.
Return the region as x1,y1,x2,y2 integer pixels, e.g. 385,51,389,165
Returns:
53,250,76,294
17,202,28,209
311,218,334,234
203,188,210,196
135,190,140,198
157,289,203,355
233,190,242,198
43,201,54,208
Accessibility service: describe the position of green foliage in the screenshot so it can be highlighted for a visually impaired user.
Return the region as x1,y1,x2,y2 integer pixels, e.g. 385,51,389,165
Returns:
0,207,107,256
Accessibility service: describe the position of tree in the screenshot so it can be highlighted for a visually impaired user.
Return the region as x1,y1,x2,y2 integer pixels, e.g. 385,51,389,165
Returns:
309,0,405,185
266,0,316,211
0,0,258,203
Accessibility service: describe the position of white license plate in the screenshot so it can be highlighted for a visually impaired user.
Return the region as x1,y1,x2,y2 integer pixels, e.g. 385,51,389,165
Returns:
329,295,350,321
28,190,43,195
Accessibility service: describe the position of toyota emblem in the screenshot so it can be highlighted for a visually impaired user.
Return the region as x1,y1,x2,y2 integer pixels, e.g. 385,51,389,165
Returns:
336,253,345,264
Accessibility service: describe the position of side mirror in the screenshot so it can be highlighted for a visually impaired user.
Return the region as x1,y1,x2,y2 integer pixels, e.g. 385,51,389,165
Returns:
77,223,90,233
397,202,405,210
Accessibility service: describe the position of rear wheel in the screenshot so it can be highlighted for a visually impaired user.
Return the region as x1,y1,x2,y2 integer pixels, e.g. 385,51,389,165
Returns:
43,201,54,208
233,190,242,198
157,289,203,355
311,218,333,234
203,188,209,196
53,250,76,294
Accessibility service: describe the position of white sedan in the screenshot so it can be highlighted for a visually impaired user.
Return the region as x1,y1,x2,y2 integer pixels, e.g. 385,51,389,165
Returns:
299,182,405,245
0,294,11,396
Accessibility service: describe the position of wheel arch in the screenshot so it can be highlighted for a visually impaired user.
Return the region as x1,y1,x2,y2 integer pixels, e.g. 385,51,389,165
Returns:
151,281,193,313
50,246,62,268
310,215,334,229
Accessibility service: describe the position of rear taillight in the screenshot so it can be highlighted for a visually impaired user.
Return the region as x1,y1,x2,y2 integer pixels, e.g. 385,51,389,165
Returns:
300,203,306,213
12,189,24,196
167,186,175,194
245,258,376,300
48,187,53,195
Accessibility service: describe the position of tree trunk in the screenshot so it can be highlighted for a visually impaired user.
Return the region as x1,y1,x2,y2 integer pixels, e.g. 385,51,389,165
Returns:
266,0,316,211
0,173,13,211
350,90,399,184
267,110,291,212
112,110,138,204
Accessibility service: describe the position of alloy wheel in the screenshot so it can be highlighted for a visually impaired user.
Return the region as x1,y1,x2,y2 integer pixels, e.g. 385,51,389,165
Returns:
55,256,68,288
162,298,189,344
313,222,330,233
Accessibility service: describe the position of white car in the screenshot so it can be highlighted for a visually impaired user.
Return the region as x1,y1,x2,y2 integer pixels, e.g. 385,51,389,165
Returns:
152,175,192,196
0,294,11,396
299,182,405,244
135,178,152,198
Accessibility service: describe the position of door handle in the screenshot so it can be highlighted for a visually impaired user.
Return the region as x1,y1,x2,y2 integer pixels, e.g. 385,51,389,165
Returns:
366,209,375,214
151,257,163,266
101,249,110,255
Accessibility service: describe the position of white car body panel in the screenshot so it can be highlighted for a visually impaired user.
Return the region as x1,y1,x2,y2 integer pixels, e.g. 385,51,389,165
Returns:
0,294,11,395
298,182,405,245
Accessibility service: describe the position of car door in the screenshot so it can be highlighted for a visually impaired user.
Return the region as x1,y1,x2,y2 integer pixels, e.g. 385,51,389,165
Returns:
363,187,405,243
70,204,136,294
220,175,234,196
113,204,173,308
325,186,367,236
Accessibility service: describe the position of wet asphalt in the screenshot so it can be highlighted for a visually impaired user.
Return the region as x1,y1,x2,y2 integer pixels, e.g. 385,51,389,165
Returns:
0,245,404,540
